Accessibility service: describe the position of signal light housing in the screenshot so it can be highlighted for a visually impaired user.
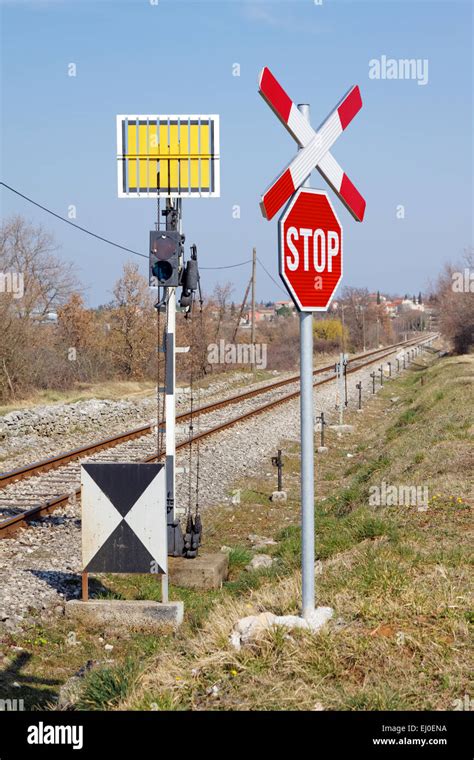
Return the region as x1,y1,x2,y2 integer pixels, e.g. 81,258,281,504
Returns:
149,230,182,287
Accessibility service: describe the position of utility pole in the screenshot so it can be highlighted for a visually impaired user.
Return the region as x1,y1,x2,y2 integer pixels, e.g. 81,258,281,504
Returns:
231,277,252,344
251,246,256,371
298,103,315,620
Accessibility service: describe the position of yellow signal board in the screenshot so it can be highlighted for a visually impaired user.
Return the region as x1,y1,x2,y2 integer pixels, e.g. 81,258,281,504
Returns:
116,115,220,198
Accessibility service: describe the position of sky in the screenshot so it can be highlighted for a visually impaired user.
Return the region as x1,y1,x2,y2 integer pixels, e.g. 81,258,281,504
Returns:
0,0,472,307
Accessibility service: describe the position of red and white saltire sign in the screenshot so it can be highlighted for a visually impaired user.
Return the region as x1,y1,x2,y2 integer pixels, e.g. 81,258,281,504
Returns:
279,188,342,312
259,67,365,223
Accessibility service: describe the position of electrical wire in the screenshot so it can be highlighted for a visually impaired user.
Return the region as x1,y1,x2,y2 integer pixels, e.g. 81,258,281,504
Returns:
1,183,289,284
200,260,252,270
0,182,148,260
256,255,288,295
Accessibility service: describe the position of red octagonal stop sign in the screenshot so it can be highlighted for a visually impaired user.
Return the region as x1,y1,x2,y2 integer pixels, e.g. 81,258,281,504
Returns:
279,188,343,312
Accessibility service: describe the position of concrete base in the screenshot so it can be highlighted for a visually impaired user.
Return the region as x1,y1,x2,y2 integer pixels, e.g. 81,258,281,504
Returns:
65,599,183,629
168,552,229,590
270,490,287,502
317,446,328,454
231,606,334,649
329,424,354,433
356,408,363,413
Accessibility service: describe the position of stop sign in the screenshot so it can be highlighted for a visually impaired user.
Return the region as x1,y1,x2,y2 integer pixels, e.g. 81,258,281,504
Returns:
279,188,343,311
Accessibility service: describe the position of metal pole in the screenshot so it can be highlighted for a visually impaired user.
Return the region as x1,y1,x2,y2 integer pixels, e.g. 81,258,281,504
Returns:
344,357,348,406
298,103,315,619
165,287,176,522
338,354,344,424
251,246,256,371
341,305,345,353
320,412,325,448
356,381,362,410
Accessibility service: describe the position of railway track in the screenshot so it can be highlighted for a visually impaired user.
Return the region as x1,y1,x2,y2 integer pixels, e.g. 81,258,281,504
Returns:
0,335,436,537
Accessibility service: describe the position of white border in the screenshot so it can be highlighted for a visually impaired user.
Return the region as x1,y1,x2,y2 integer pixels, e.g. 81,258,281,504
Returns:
116,114,220,199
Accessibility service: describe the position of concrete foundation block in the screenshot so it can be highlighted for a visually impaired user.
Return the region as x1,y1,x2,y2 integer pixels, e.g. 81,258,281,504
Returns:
270,490,287,502
65,599,183,629
168,552,229,590
230,606,334,650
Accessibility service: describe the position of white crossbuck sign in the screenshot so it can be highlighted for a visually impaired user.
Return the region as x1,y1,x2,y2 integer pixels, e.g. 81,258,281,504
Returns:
259,67,366,223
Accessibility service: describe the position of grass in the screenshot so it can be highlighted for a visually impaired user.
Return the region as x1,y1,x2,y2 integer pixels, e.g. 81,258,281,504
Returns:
117,352,472,711
77,658,141,711
1,350,472,711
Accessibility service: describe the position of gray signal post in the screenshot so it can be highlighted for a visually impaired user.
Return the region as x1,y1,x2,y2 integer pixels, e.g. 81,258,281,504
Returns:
298,103,315,619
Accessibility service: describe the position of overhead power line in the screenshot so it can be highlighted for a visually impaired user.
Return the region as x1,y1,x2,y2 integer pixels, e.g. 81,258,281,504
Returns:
200,260,252,270
0,182,148,259
257,255,288,295
0,183,287,278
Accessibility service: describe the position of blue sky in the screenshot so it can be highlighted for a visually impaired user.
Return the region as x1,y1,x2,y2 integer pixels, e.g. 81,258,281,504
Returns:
1,0,472,306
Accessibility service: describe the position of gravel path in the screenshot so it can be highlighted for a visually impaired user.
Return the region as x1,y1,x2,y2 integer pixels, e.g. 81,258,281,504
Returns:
0,350,411,632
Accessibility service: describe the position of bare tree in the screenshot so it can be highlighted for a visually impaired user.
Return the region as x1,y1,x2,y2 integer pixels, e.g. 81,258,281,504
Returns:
0,216,78,399
110,262,155,378
0,216,77,319
212,282,234,339
433,248,474,354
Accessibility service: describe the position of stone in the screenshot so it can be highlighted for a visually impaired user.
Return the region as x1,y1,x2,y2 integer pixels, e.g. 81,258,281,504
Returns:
230,607,334,650
317,446,328,454
270,490,287,503
248,534,277,548
168,552,228,590
245,554,273,571
65,600,183,629
57,660,99,710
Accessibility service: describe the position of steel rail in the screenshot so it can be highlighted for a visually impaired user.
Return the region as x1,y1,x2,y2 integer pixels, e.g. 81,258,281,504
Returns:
0,335,430,489
0,335,436,537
